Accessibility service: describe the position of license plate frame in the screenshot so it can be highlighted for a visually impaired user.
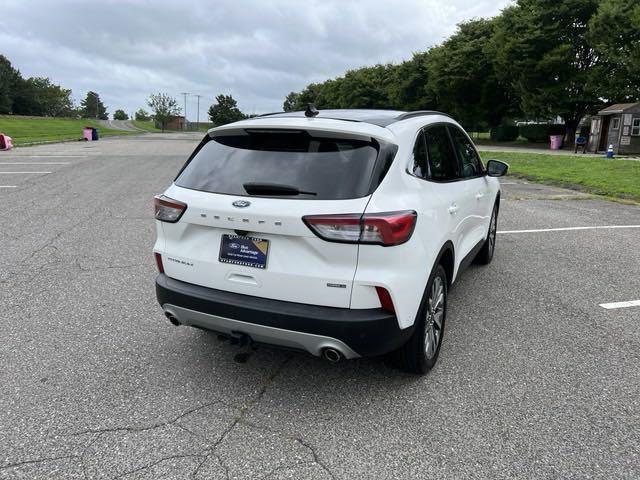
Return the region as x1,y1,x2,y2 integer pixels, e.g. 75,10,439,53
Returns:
219,234,269,269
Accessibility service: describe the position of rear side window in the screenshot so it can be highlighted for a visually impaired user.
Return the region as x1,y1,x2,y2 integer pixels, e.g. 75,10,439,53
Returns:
425,125,459,181
176,130,390,200
449,127,483,178
411,130,428,178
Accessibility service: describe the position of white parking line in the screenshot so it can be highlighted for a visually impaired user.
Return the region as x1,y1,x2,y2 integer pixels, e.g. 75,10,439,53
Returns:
0,185,17,188
599,300,640,310
0,155,87,158
0,162,69,165
0,171,52,174
498,225,640,234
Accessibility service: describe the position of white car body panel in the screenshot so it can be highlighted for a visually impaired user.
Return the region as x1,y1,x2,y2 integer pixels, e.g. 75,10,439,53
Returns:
158,184,373,308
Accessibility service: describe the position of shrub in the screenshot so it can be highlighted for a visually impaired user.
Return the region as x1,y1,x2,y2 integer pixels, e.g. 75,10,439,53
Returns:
520,123,566,142
519,124,549,142
548,124,566,136
490,124,519,141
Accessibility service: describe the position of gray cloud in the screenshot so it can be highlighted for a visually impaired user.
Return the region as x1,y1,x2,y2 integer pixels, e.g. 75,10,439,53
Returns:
1,0,511,119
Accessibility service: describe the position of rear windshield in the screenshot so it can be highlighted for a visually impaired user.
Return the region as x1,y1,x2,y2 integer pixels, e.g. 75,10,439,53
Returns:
175,130,392,200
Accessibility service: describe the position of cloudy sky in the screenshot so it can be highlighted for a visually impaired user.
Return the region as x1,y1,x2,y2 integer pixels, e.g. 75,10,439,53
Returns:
1,0,512,120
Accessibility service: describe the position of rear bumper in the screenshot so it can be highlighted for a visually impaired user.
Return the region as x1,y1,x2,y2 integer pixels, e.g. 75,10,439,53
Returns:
155,274,413,358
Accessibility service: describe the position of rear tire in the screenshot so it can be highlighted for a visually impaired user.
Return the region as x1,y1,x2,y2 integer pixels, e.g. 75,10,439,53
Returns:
396,264,447,375
476,202,498,265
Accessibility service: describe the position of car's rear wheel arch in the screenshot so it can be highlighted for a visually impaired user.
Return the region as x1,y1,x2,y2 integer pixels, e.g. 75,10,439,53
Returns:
434,241,454,288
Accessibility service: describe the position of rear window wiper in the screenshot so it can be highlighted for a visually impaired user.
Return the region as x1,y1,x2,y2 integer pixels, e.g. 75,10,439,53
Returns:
243,182,317,196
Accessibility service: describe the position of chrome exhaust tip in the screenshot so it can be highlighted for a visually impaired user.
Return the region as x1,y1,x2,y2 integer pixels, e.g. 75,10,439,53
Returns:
164,311,180,326
322,348,343,363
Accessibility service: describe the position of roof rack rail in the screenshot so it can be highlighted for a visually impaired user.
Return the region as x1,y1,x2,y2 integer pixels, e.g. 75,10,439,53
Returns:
251,115,361,124
396,110,453,121
256,111,286,117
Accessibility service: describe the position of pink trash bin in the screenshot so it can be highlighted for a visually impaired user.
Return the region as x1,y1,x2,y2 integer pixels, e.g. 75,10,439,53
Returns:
550,135,563,150
0,133,13,151
83,127,93,141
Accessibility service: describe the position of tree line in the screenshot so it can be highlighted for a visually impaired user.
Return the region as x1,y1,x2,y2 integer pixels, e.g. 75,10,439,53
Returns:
283,0,640,140
1,54,75,117
0,52,250,128
140,93,247,131
0,54,116,120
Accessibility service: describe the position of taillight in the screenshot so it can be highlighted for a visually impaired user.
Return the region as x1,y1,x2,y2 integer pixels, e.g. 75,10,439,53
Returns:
303,210,416,246
375,286,395,313
302,214,362,243
154,252,164,273
154,195,187,223
361,211,418,245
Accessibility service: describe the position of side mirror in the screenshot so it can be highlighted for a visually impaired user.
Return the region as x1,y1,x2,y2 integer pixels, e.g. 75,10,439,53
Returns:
486,159,509,177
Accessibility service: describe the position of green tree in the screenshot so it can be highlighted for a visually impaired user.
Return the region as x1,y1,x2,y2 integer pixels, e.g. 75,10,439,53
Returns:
113,109,128,120
388,52,434,111
336,64,396,109
287,65,399,111
491,0,604,139
11,77,75,117
588,0,640,101
427,19,519,130
293,83,326,110
285,57,436,113
34,78,74,116
80,91,108,120
0,55,21,114
0,56,75,117
208,94,245,126
147,93,180,132
283,92,300,112
134,108,150,121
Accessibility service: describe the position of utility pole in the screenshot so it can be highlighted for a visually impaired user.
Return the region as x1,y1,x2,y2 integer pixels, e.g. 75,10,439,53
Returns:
194,94,202,131
180,92,189,131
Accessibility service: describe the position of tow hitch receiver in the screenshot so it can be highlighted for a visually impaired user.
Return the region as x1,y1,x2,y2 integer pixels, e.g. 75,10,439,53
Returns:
228,331,252,347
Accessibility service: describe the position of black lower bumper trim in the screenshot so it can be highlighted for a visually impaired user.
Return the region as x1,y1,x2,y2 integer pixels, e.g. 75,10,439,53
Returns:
155,274,413,357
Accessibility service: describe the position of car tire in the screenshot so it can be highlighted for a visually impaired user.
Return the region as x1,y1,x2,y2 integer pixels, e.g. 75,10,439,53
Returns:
396,264,447,375
475,202,498,265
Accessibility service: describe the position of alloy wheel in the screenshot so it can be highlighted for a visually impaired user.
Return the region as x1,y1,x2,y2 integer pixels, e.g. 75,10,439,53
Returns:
488,208,497,257
424,275,445,359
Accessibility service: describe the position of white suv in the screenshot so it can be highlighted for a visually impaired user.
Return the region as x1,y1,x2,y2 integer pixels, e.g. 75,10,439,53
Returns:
153,108,508,374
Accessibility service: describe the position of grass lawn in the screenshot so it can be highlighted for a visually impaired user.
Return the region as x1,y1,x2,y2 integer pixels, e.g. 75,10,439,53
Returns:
0,115,134,146
481,151,640,202
131,120,164,133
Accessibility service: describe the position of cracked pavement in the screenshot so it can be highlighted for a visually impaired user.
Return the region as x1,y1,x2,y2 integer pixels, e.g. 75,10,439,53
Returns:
1,134,639,479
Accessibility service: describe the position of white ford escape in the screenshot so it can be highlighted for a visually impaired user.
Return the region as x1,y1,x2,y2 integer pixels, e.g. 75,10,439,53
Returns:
153,108,508,374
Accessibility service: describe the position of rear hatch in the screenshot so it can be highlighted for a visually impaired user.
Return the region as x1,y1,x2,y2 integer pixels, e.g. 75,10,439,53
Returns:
158,127,396,308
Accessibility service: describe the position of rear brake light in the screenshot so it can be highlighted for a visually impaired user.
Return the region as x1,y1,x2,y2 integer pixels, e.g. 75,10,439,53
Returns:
154,252,164,273
303,210,416,246
361,211,417,245
154,195,187,223
375,286,395,313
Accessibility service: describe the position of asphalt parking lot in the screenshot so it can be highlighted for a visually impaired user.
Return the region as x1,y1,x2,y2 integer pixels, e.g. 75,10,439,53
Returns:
1,133,639,479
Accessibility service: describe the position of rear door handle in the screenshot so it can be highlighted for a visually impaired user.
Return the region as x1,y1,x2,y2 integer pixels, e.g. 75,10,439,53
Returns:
475,192,485,200
448,203,459,215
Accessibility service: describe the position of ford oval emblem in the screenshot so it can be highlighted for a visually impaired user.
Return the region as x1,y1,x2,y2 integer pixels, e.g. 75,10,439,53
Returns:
232,200,251,208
